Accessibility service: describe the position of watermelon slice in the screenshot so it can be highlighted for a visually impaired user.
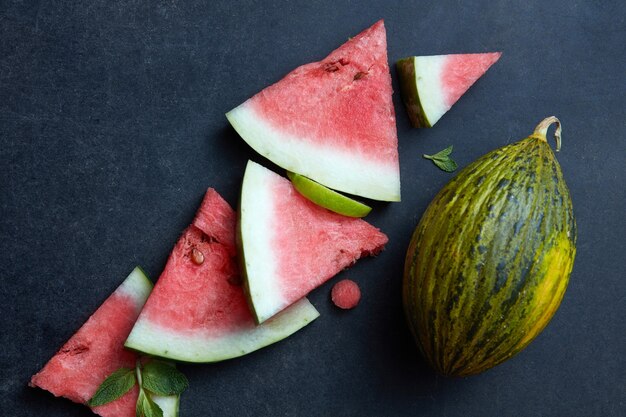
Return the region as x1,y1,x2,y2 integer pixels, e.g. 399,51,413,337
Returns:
226,20,400,202
124,188,319,362
396,52,501,128
239,160,388,323
30,267,179,417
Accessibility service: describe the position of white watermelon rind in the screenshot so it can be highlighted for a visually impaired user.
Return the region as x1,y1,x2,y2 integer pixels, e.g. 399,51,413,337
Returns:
397,56,454,128
119,266,154,301
153,393,179,417
226,103,401,202
238,160,294,324
124,297,319,363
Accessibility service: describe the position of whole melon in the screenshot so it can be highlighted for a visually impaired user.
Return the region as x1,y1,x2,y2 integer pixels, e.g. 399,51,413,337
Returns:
403,117,576,376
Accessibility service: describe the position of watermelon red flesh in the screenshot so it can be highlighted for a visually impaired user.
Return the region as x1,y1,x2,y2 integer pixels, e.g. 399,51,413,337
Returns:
397,52,501,127
124,188,319,363
226,20,400,202
29,268,178,417
239,161,388,323
331,279,362,310
137,189,241,335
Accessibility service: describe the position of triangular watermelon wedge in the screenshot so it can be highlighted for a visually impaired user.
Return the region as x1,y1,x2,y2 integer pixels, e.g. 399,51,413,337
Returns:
124,188,319,362
239,161,388,323
396,52,501,127
30,267,179,417
226,20,400,202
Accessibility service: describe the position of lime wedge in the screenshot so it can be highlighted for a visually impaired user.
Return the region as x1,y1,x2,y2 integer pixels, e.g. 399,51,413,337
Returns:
287,171,372,217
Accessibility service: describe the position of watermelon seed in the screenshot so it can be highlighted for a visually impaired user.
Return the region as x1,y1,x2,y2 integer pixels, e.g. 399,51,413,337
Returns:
191,248,204,265
61,343,89,356
324,58,350,73
353,71,367,80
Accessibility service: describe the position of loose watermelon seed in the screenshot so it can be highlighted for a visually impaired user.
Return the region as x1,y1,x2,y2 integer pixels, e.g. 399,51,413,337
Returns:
331,279,361,310
191,248,204,265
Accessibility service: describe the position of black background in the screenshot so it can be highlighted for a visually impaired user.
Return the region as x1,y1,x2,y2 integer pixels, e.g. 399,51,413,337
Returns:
1,1,625,416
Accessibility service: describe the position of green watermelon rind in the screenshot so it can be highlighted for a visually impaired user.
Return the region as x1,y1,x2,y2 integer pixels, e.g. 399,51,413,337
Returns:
396,57,432,128
286,171,372,218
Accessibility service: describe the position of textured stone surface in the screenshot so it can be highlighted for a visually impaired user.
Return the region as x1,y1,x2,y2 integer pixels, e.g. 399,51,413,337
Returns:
1,1,624,416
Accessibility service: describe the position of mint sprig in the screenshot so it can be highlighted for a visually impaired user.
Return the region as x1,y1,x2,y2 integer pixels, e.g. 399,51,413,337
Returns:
423,145,458,172
137,388,164,417
142,361,189,396
87,358,188,414
87,367,136,407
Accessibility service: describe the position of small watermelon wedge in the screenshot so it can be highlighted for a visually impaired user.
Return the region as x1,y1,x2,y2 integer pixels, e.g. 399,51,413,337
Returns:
226,20,400,202
30,267,179,417
396,52,501,127
124,188,319,362
239,160,388,323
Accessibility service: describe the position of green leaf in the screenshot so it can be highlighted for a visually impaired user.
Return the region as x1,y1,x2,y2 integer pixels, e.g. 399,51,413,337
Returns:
136,389,164,417
141,361,189,396
423,145,458,172
88,367,136,407
432,158,458,172
435,145,454,157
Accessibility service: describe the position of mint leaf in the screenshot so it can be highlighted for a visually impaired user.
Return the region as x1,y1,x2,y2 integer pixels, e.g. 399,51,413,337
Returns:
432,157,458,172
436,145,454,157
136,389,164,417
88,367,136,407
423,145,458,172
141,361,189,396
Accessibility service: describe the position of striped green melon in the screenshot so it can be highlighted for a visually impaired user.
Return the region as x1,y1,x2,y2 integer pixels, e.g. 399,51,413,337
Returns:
403,117,577,377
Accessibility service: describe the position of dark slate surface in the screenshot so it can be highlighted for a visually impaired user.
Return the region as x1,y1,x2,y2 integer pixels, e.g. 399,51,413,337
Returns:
1,1,625,416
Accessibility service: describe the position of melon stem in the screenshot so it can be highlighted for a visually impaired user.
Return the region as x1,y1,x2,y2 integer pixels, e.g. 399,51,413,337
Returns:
533,116,562,152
